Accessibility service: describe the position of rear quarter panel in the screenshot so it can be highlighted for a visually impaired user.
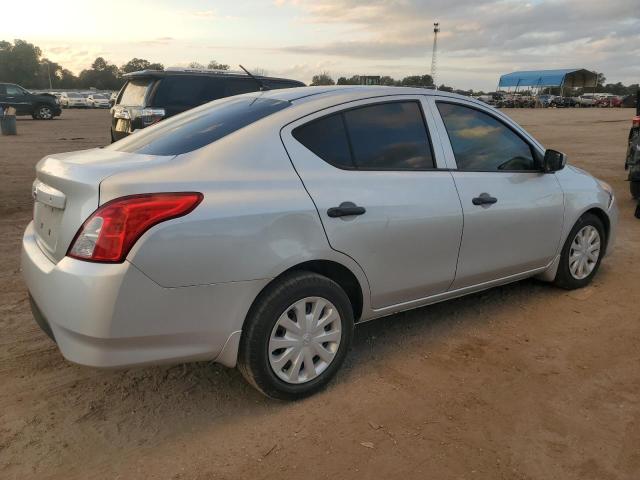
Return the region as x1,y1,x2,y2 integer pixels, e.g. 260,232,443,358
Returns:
100,118,371,301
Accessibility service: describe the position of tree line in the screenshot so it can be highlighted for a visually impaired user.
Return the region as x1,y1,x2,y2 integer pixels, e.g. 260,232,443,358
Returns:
0,39,230,91
2,39,638,96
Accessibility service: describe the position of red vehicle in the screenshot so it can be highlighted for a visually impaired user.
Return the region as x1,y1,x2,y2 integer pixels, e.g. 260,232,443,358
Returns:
596,95,622,107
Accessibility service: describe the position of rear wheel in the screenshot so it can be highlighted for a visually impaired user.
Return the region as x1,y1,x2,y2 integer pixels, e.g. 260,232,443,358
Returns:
554,213,605,290
238,271,354,400
630,181,640,199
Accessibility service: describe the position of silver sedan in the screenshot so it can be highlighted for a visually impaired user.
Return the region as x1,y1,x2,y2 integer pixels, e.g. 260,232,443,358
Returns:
21,86,618,399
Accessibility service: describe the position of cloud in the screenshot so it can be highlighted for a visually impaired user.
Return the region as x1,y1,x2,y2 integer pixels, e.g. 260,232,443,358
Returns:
276,0,640,87
137,37,176,46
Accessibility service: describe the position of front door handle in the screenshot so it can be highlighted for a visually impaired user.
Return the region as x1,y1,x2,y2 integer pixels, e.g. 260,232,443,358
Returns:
472,193,498,206
327,201,366,218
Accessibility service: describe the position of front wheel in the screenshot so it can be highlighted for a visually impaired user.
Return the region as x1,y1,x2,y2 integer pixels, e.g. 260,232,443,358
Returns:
34,104,54,120
238,271,354,400
554,213,605,290
630,181,640,199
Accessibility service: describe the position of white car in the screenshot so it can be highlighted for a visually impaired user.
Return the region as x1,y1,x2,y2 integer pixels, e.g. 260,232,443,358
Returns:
21,86,618,399
86,94,110,108
59,92,88,108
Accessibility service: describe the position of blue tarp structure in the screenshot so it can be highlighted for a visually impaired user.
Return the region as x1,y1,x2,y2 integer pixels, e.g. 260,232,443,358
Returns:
498,69,598,89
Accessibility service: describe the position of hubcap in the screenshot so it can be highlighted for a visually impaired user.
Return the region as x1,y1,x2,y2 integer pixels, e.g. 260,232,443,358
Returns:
268,296,342,384
39,107,52,119
569,225,601,280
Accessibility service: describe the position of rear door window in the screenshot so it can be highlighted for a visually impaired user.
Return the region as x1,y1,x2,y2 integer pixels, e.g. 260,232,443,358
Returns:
119,79,152,106
344,102,434,170
293,100,435,170
109,96,290,156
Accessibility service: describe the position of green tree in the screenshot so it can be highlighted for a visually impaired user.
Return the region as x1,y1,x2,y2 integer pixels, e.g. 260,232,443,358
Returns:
400,74,433,87
121,58,163,74
207,60,229,70
78,57,122,90
0,39,43,87
337,75,360,85
188,61,205,69
311,73,335,86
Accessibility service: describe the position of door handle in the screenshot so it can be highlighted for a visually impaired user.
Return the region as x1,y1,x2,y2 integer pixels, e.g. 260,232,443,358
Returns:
327,201,366,218
472,193,498,206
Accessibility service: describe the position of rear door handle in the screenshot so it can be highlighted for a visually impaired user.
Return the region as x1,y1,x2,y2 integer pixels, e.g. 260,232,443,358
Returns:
472,193,498,206
327,201,366,218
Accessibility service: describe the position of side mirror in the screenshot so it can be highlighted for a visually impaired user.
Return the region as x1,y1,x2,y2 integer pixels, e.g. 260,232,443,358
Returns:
543,149,566,173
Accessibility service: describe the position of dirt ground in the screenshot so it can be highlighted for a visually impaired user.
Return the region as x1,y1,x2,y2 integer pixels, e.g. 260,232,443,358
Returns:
1,108,638,480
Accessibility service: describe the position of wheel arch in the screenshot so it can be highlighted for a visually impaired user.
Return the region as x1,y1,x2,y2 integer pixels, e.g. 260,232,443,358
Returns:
582,206,610,255
216,259,366,368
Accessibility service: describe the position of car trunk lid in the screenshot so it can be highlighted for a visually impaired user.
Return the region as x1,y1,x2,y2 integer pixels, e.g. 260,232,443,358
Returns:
33,148,173,262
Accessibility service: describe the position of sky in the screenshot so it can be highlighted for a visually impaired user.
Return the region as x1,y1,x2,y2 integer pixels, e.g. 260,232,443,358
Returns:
3,0,639,91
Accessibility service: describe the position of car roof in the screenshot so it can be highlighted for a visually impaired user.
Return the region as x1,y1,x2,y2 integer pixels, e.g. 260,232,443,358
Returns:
123,68,305,86
255,85,488,108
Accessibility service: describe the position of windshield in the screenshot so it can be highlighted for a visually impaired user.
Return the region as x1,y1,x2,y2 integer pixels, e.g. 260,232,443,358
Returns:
119,79,151,106
108,96,290,156
68,93,81,98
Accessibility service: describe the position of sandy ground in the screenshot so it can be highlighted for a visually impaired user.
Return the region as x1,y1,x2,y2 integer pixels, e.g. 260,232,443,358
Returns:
0,108,639,480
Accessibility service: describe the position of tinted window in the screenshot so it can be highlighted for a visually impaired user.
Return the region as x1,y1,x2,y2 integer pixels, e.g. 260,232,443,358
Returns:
109,96,290,156
119,79,151,106
293,114,354,169
152,76,226,107
294,101,434,170
344,102,434,170
437,102,537,171
6,85,24,96
265,80,302,90
225,78,259,96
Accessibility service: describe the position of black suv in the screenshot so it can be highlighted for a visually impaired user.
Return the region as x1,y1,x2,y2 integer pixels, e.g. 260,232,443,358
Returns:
0,83,62,119
110,69,305,141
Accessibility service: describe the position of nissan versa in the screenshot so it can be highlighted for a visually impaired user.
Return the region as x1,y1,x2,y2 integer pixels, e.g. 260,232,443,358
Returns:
22,86,618,399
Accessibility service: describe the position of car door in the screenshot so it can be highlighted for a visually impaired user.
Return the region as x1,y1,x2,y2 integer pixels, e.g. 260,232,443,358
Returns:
428,97,564,289
281,97,463,310
5,84,31,114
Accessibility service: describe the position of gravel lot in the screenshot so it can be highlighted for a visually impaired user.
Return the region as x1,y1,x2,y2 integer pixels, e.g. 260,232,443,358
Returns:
1,108,638,480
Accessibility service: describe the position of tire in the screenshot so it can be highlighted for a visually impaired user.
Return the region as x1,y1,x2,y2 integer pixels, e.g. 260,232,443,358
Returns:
34,104,54,120
238,271,354,400
553,213,606,290
630,181,640,199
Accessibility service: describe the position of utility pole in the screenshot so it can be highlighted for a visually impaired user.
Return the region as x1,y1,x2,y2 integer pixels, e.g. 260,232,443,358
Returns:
430,22,439,90
46,61,52,90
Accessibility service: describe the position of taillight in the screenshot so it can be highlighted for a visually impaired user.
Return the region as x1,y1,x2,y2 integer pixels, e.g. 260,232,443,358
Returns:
68,192,203,263
633,116,640,128
141,107,165,126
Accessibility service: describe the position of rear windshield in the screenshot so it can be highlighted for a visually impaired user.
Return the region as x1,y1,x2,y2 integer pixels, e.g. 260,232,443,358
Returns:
119,79,151,106
108,96,290,156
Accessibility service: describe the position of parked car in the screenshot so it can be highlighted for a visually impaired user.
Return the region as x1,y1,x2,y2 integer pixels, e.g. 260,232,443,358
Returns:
110,68,305,142
86,93,110,108
550,96,578,108
575,94,597,107
0,83,62,119
537,94,557,107
596,95,622,108
22,87,618,399
625,89,640,198
59,92,89,108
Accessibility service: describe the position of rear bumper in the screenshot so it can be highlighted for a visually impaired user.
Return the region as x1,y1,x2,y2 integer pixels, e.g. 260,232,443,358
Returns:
21,222,267,368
